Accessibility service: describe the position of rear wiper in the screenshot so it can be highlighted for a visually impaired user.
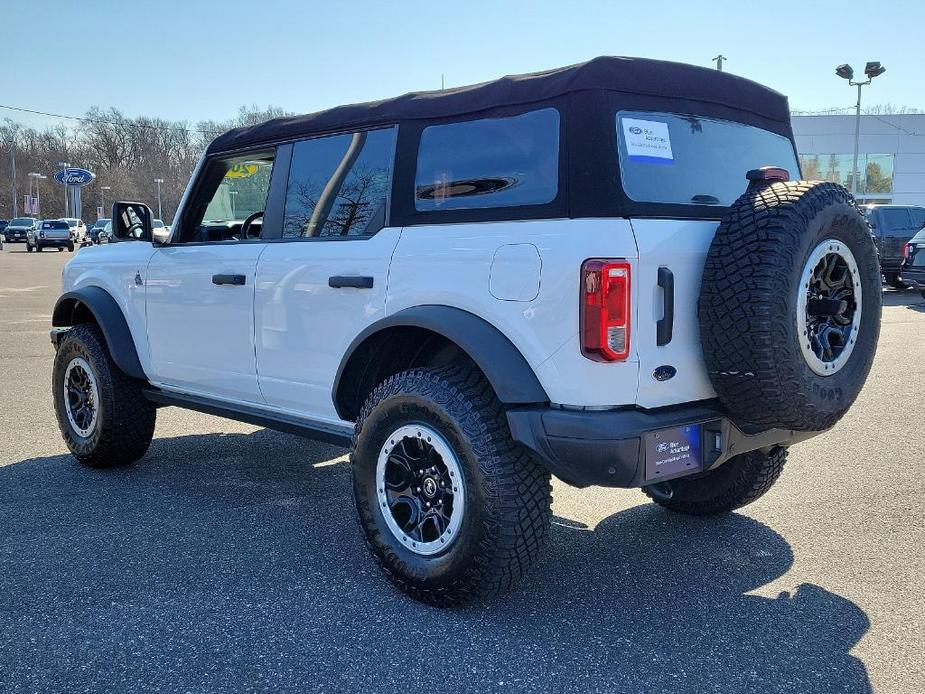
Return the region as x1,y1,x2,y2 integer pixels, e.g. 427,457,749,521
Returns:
691,194,720,205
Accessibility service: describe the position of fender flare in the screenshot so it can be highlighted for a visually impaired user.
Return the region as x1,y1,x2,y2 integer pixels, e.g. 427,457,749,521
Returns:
52,286,146,380
333,305,549,420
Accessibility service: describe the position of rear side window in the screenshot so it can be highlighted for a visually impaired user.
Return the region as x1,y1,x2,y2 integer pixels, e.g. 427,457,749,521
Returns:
616,111,799,207
879,208,911,231
911,208,925,230
414,108,560,211
283,127,396,238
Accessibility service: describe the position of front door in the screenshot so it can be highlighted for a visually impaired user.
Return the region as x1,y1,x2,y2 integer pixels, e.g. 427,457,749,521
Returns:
254,126,398,423
144,149,278,404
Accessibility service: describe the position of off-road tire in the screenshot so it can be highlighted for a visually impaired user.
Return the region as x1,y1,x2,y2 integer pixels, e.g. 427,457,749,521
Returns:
699,181,881,431
53,323,156,468
352,364,552,607
644,448,787,516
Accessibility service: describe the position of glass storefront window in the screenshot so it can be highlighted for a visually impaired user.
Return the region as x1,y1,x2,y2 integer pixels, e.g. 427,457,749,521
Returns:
798,153,894,195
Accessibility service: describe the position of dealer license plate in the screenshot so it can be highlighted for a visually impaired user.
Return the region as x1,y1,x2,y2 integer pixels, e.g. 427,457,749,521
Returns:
644,424,702,481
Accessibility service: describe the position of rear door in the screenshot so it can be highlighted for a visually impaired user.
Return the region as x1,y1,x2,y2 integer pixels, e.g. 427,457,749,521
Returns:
879,207,912,266
254,127,398,423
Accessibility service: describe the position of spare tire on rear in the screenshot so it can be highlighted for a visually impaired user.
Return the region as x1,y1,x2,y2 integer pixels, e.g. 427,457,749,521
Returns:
699,181,881,432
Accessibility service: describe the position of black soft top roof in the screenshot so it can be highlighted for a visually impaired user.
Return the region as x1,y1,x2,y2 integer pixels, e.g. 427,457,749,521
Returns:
208,56,791,155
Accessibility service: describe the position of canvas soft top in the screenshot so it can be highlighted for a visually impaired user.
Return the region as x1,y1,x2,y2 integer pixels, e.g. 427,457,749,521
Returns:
207,56,791,154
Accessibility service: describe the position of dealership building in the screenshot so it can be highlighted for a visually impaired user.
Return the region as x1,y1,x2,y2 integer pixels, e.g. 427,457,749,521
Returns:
791,114,925,207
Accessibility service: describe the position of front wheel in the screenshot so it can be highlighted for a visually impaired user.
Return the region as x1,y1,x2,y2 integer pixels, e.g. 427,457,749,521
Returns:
26,243,33,253
53,324,157,468
643,448,787,516
352,364,552,606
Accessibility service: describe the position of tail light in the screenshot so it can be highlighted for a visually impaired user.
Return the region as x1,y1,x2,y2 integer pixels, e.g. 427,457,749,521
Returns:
903,242,911,261
581,259,631,361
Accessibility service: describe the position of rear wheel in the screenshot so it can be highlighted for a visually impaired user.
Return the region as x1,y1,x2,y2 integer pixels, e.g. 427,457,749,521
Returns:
644,448,787,516
37,245,43,252
352,364,552,606
26,242,33,252
53,324,156,468
884,272,907,289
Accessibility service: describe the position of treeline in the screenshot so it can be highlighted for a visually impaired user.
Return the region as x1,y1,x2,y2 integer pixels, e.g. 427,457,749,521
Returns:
0,105,289,222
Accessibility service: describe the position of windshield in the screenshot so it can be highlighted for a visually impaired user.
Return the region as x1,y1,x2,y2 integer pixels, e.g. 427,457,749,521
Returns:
10,217,33,225
616,111,800,207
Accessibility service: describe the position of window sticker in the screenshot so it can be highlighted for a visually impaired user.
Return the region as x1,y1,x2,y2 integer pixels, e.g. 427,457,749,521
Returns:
621,118,674,164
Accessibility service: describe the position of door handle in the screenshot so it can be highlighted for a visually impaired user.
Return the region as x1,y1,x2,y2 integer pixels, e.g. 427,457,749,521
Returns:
212,273,246,286
656,266,674,346
328,275,374,289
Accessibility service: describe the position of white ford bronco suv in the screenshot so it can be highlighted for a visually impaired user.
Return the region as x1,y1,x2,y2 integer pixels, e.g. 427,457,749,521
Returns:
50,57,880,606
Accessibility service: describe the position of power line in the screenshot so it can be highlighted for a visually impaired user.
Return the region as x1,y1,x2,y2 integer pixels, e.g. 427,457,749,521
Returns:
0,103,223,134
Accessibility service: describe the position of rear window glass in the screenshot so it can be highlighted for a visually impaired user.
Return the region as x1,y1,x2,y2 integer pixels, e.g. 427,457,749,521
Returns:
616,112,799,207
42,221,68,229
415,108,559,211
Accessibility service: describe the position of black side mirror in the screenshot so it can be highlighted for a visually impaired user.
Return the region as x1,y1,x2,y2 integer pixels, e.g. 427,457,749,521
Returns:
111,202,154,242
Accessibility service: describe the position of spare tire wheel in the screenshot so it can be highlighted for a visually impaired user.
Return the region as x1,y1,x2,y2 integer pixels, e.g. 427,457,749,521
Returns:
699,181,881,432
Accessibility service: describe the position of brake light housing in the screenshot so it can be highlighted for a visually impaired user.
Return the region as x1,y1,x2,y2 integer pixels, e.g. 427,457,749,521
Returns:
581,259,631,361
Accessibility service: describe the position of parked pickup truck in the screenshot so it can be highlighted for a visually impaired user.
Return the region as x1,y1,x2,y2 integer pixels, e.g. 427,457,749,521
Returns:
27,220,75,252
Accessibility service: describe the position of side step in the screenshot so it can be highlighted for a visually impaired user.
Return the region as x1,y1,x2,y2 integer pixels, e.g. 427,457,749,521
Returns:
142,388,353,448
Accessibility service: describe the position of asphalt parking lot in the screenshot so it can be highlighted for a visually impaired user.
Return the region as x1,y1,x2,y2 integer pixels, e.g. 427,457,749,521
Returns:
0,244,922,694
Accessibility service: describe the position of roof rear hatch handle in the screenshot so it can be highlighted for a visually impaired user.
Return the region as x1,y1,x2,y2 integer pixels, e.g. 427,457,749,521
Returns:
656,266,674,346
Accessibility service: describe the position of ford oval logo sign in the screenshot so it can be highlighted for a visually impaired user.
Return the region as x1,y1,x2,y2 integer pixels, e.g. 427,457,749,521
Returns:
54,167,95,187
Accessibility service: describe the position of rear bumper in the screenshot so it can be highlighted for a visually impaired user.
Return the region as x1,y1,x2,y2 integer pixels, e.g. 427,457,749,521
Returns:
38,238,71,247
507,401,821,489
902,267,925,288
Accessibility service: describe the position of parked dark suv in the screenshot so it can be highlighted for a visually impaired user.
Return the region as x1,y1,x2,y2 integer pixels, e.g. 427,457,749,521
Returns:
864,204,925,288
902,229,925,299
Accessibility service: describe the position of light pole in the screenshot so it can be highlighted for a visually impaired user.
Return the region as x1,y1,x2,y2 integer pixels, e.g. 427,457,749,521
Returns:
28,173,46,217
5,138,17,218
58,161,70,216
836,62,886,196
100,185,111,219
154,178,164,220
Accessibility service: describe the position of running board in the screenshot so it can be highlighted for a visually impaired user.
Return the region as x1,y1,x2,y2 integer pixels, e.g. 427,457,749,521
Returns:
142,388,353,447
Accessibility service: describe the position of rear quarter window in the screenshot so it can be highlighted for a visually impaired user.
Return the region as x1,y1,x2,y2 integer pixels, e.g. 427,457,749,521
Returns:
878,208,912,231
616,111,799,207
414,108,560,211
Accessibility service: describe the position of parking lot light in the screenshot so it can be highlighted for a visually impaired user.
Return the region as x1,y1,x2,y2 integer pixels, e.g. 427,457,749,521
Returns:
835,61,886,196
154,178,164,221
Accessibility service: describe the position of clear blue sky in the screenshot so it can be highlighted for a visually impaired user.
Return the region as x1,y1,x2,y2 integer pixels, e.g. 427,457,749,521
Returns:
2,0,924,130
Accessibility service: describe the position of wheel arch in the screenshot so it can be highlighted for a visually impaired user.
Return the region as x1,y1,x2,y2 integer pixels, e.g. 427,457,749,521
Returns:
333,305,549,422
52,287,146,380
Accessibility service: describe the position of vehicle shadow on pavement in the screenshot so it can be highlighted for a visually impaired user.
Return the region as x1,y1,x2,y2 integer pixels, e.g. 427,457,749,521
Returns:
0,429,870,694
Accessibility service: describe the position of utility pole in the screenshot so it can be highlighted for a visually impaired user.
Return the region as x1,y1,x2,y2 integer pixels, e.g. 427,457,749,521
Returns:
6,139,17,218
712,55,726,71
